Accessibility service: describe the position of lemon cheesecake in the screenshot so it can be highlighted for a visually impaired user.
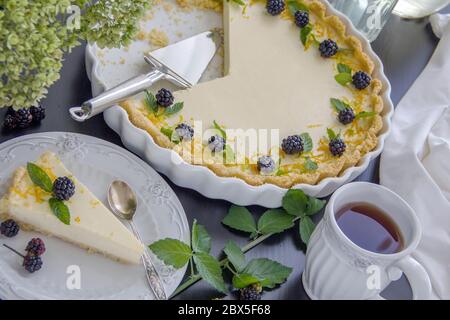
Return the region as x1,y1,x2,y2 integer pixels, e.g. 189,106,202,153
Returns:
120,0,384,188
0,152,145,264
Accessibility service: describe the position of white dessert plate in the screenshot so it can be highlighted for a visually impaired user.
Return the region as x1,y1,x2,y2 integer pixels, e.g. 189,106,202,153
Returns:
0,132,189,300
85,0,394,207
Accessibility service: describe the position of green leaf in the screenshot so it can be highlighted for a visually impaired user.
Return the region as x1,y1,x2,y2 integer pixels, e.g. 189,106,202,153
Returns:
299,132,313,152
243,258,292,288
48,198,71,225
282,189,308,217
149,238,192,269
330,98,351,112
337,63,352,74
160,127,180,144
304,157,318,171
224,241,246,273
224,145,235,164
192,220,211,254
213,120,227,139
27,162,53,193
335,73,353,86
299,216,316,245
300,24,313,46
164,102,184,116
327,128,338,140
305,197,326,215
232,274,260,289
276,169,288,176
257,209,295,235
145,90,158,114
355,111,377,119
222,205,257,234
287,0,309,15
193,252,227,293
230,0,246,5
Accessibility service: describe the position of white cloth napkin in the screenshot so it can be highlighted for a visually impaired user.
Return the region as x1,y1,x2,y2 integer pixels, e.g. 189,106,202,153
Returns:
380,14,450,300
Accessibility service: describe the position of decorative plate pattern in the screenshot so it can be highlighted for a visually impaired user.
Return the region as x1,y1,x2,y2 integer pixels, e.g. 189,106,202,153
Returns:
86,0,394,207
0,132,189,300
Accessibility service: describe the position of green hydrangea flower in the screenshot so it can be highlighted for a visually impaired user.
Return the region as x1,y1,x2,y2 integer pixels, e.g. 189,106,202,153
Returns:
0,0,151,109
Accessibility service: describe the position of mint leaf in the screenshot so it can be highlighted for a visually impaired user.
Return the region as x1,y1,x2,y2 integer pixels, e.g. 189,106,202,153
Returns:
282,189,308,217
305,196,326,215
287,0,309,15
224,241,246,273
192,220,211,254
304,157,318,171
335,73,353,86
224,145,235,164
355,111,377,119
300,24,312,46
299,216,316,245
222,205,257,234
145,90,158,114
48,198,71,225
243,258,292,289
193,252,227,293
149,238,192,269
257,209,295,235
327,128,338,140
330,98,351,112
232,273,260,289
213,120,227,139
300,132,313,152
164,102,184,116
27,162,53,193
160,127,180,144
337,63,352,74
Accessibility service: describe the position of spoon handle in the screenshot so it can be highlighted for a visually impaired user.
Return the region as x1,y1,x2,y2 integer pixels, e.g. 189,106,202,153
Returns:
129,221,168,300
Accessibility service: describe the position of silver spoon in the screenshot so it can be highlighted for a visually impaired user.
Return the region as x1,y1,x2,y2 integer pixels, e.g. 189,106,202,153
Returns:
108,180,167,300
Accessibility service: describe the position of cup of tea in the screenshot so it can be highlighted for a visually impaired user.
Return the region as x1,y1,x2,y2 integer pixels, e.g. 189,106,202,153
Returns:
302,182,432,300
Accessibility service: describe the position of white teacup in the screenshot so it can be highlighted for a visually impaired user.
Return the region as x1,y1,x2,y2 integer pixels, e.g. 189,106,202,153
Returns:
302,182,432,300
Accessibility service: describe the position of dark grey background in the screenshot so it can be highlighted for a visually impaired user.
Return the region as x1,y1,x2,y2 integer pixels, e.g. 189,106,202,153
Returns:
1,6,449,299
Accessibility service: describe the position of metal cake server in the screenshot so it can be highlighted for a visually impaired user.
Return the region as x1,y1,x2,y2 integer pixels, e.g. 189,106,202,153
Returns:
107,180,167,300
70,31,220,122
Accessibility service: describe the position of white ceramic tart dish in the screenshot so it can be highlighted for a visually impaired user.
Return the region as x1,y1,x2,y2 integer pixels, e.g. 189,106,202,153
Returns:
86,0,394,207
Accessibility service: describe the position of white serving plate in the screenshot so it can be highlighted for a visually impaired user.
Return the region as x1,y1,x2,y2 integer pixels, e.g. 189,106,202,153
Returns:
86,0,394,207
0,132,189,300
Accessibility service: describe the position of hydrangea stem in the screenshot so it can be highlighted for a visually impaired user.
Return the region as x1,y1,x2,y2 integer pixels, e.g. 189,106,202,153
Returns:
169,216,301,299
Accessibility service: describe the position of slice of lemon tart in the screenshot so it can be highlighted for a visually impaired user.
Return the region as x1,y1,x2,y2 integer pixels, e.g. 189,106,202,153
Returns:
0,152,145,264
120,0,384,188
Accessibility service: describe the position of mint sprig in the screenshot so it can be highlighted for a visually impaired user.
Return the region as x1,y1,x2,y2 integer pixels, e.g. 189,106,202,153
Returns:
160,127,181,144
304,157,318,171
335,63,353,86
213,120,227,139
287,0,309,15
330,98,352,112
327,128,339,140
300,24,313,46
145,90,158,114
299,132,313,152
27,162,53,193
48,198,71,225
355,111,377,119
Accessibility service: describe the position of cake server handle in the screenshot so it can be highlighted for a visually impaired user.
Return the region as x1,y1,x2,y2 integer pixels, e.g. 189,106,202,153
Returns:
69,69,165,122
129,221,168,300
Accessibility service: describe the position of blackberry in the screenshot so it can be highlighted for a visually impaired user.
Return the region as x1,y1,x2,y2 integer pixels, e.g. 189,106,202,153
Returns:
155,88,174,107
3,114,18,131
257,156,276,175
352,71,371,90
208,135,225,153
319,39,338,58
175,123,194,141
281,135,304,154
0,219,20,238
6,106,16,117
266,0,285,16
26,238,46,256
329,138,346,157
15,108,33,129
53,176,76,201
338,108,355,125
23,254,43,273
239,284,262,300
294,10,309,28
30,105,46,123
